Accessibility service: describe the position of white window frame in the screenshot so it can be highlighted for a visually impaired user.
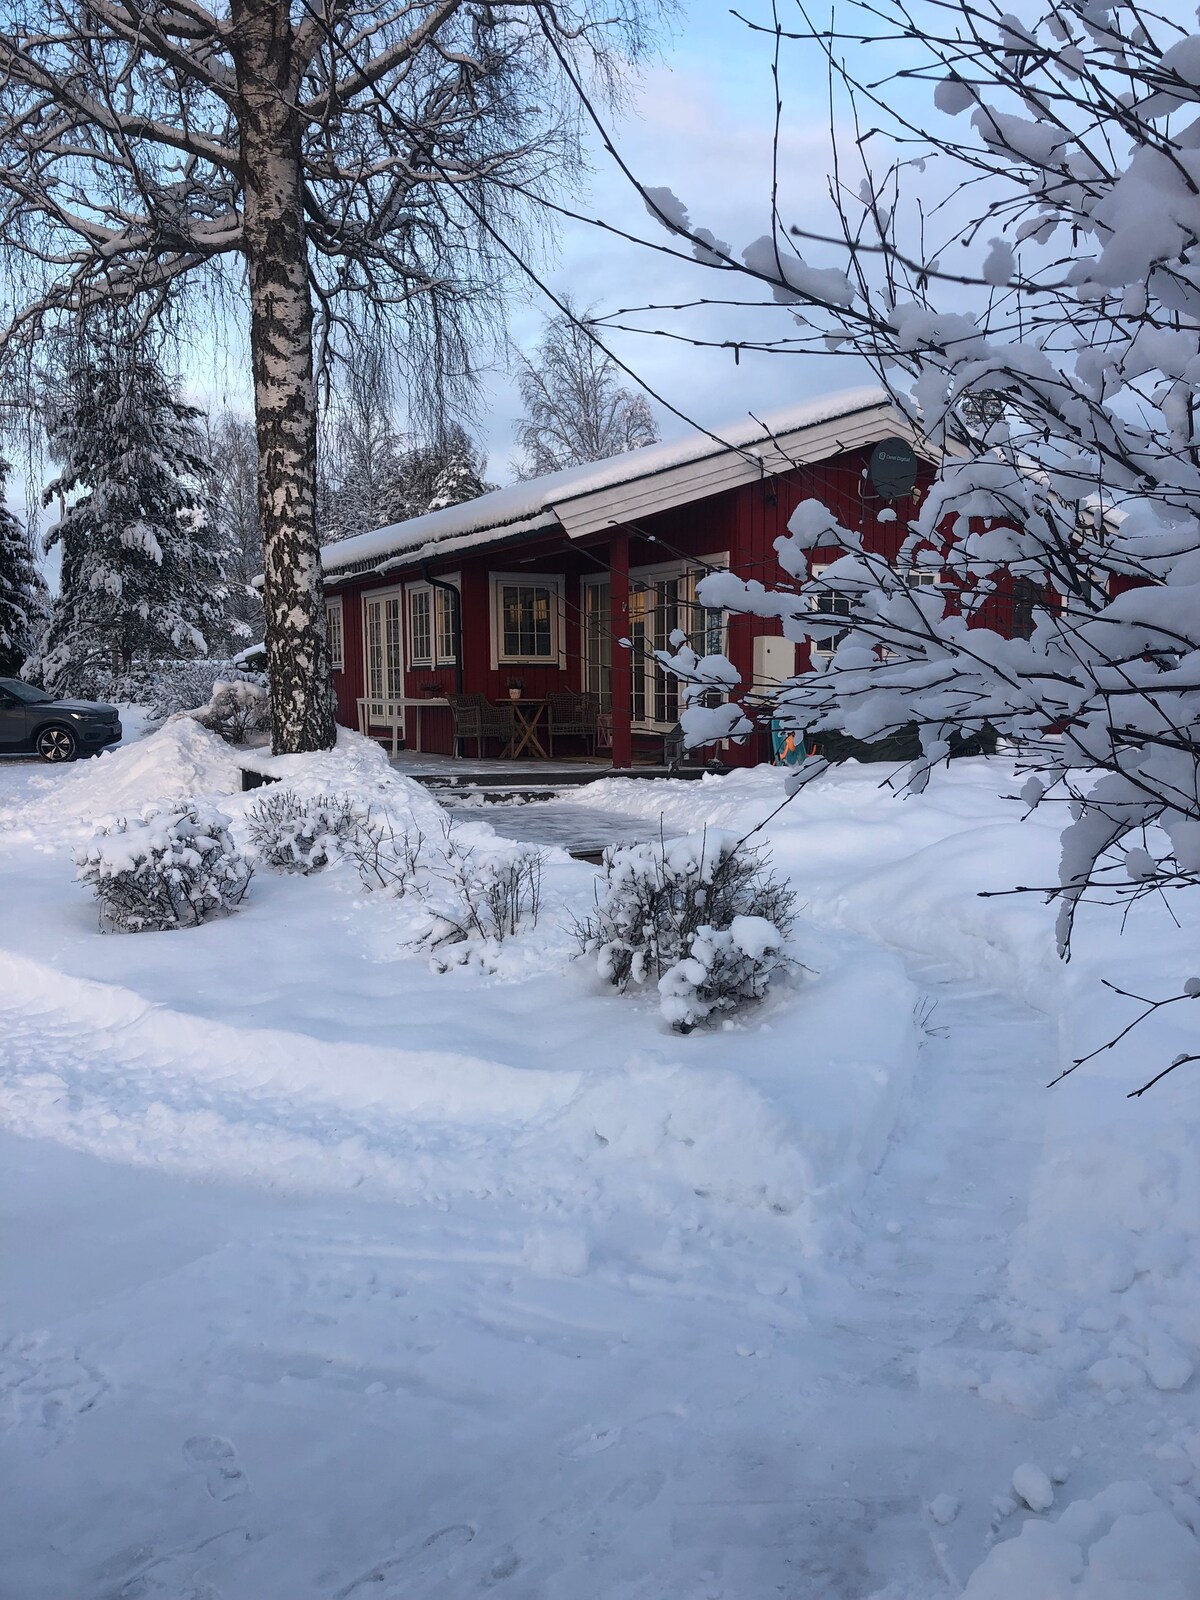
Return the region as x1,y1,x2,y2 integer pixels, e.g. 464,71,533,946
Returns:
406,576,459,667
809,562,853,659
628,553,729,730
325,596,344,672
489,572,566,668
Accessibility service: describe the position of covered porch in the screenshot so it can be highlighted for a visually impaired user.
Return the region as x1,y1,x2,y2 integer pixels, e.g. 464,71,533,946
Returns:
331,520,746,771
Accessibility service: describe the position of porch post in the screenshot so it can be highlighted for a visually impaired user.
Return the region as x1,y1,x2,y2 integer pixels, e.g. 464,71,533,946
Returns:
609,529,632,769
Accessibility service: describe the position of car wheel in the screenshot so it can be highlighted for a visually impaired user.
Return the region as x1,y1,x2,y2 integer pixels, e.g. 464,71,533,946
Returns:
36,725,78,763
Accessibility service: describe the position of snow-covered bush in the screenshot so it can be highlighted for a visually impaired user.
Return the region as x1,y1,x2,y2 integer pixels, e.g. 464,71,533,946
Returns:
578,832,795,1030
658,915,791,1032
144,660,266,722
75,802,252,932
245,789,365,874
433,830,546,947
188,677,271,745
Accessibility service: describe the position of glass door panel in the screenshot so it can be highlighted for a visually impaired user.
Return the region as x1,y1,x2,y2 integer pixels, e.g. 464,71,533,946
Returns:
582,578,612,709
363,593,405,709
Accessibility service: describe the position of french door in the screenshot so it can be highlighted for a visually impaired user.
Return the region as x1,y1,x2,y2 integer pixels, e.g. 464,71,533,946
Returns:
362,591,405,703
630,565,725,729
580,565,726,731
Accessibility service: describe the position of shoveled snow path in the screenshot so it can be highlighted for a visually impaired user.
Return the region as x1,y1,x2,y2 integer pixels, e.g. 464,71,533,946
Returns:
0,951,1068,1598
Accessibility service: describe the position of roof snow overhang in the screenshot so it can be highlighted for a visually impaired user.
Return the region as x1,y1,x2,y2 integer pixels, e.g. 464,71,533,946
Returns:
322,388,927,584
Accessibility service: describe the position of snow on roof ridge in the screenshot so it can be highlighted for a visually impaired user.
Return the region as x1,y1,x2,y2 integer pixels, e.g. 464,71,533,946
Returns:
322,385,892,576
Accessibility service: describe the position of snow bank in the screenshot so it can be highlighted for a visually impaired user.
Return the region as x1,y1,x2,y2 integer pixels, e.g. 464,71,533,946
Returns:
961,1481,1200,1599
0,929,915,1228
0,719,243,834
0,722,455,850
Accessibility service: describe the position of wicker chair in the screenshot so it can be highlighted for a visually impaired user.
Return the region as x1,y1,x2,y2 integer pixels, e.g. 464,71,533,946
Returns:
448,693,516,758
546,692,600,756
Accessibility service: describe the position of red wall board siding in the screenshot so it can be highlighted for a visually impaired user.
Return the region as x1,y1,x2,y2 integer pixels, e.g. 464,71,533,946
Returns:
322,441,952,763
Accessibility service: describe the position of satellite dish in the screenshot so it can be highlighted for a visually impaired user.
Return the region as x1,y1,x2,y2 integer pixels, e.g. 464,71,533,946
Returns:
869,437,918,499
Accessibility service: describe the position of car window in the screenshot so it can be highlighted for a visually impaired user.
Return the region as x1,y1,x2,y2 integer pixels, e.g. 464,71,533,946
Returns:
0,680,54,705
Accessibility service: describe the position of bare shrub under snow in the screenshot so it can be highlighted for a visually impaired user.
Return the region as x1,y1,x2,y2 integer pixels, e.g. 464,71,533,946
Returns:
578,832,796,1030
345,811,425,894
432,830,546,948
344,811,546,959
75,802,252,932
245,790,367,875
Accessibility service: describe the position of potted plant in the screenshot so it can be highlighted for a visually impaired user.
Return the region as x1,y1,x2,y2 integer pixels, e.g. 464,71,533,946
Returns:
506,676,524,701
420,682,441,698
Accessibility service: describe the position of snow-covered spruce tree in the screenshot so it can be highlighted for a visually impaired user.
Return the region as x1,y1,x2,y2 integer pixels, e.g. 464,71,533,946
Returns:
39,342,227,692
0,2,657,753
514,295,659,478
632,2,1200,1066
403,427,493,516
320,391,491,543
0,455,43,675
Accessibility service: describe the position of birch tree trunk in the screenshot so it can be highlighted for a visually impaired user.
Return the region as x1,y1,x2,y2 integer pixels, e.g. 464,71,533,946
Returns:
232,0,335,754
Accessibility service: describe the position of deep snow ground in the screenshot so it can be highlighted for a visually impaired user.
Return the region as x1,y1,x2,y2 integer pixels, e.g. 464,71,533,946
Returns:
2,727,1199,1598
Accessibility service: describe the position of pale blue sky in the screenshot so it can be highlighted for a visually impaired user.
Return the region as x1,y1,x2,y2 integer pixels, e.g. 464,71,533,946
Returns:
469,0,873,474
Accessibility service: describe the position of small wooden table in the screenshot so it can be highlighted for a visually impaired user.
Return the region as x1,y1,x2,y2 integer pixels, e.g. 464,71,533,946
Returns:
504,697,548,759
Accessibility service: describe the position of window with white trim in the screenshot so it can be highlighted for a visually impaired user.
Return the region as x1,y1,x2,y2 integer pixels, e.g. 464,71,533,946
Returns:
490,574,564,666
906,568,944,589
406,579,459,666
809,564,852,658
325,597,344,671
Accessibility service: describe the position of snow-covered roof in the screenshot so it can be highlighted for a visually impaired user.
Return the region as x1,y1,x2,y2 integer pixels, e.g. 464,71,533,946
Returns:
323,386,910,579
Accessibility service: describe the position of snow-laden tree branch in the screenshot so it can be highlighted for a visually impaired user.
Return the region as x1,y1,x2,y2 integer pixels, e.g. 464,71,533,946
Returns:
639,0,1200,997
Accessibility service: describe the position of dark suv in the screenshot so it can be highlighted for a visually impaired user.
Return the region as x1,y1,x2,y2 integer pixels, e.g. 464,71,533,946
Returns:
0,678,122,762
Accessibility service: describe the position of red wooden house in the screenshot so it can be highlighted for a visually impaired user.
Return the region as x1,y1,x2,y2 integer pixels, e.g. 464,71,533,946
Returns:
321,386,938,768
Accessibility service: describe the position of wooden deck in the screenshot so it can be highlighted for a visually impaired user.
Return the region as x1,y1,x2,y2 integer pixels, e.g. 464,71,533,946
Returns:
387,750,720,790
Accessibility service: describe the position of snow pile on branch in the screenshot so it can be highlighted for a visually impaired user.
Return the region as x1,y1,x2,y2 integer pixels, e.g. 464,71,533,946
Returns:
653,0,1200,1040
75,802,251,932
578,831,796,1030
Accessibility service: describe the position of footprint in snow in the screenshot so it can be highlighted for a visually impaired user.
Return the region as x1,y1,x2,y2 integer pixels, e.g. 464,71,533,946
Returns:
334,1525,476,1597
558,1424,622,1459
482,1547,521,1586
183,1435,249,1501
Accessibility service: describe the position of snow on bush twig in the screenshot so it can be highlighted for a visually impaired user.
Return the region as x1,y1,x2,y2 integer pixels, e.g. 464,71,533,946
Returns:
75,802,252,933
426,826,547,958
